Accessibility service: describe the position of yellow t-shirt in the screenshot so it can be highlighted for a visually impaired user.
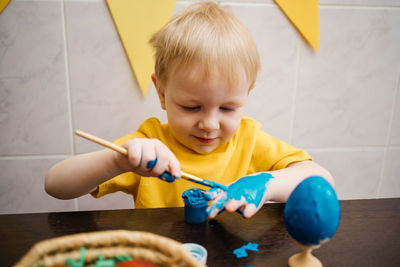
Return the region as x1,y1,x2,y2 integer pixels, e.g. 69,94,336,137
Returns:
91,117,312,208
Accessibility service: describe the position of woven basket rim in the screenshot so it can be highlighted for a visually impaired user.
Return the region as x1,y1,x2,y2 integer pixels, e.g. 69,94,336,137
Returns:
14,230,205,267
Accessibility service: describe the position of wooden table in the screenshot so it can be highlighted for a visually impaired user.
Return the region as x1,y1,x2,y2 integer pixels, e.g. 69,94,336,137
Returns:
1,199,399,267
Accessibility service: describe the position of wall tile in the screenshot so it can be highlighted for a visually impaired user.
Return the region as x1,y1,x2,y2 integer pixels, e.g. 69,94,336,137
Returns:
78,191,134,211
0,1,71,155
293,8,400,148
310,149,384,199
320,0,400,6
230,4,299,142
216,0,400,6
379,148,400,198
0,158,75,214
218,0,273,3
389,83,400,145
64,1,166,153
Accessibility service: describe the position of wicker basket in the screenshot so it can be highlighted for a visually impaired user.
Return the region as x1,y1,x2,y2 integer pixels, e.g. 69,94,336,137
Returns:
15,230,205,267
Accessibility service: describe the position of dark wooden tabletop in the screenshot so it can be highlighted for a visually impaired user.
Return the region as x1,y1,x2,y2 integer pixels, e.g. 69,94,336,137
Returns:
1,198,399,267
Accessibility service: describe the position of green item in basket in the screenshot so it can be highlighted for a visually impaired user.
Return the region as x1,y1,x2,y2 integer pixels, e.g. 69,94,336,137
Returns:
62,247,134,267
115,255,133,262
93,255,115,267
65,247,86,267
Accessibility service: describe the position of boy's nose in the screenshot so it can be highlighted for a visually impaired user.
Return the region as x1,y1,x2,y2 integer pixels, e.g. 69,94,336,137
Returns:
198,114,220,132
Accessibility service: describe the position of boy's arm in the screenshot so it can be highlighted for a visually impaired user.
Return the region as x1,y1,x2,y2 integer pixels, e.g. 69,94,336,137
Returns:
45,149,123,199
267,160,334,202
205,160,334,218
45,138,182,200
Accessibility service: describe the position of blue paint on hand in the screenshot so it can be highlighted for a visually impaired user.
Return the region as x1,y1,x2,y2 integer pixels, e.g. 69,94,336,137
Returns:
159,171,175,183
189,178,228,190
145,158,176,183
284,176,340,246
204,187,225,201
206,173,274,216
146,158,157,168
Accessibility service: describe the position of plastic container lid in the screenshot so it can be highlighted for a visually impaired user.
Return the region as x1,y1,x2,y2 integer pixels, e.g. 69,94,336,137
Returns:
182,243,208,265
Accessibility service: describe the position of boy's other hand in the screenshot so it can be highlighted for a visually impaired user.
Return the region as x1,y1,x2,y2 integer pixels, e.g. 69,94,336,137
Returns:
204,173,274,218
116,138,181,182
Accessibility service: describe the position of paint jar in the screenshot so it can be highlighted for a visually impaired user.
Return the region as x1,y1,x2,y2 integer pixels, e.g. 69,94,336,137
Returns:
182,243,208,265
182,188,208,223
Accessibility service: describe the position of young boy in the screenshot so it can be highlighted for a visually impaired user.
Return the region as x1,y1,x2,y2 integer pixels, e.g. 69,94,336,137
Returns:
45,2,333,219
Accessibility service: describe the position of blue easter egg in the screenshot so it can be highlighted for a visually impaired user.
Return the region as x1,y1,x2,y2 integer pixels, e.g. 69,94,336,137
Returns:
284,176,340,245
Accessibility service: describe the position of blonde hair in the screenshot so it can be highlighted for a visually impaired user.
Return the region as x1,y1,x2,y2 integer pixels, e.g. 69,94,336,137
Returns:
149,1,260,91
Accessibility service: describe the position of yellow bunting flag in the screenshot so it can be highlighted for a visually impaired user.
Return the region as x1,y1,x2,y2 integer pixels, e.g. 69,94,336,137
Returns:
106,0,176,96
275,0,319,51
0,0,12,14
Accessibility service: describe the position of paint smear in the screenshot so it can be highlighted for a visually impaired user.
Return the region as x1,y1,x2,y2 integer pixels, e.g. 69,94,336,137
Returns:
206,173,274,215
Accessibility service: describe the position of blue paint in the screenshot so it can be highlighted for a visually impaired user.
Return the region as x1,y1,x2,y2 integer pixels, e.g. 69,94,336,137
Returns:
159,171,175,183
146,158,223,188
182,188,208,223
187,178,228,190
206,173,274,216
146,158,176,182
146,158,157,168
284,176,341,245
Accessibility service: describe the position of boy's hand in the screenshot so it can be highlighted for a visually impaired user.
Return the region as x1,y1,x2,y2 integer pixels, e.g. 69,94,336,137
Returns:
116,138,181,182
204,172,274,218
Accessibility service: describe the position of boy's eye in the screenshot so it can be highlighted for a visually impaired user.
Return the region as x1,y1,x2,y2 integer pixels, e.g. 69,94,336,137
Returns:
220,106,235,111
182,105,200,111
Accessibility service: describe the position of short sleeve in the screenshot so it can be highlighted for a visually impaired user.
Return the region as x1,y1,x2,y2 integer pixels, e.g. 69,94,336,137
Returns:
252,130,312,171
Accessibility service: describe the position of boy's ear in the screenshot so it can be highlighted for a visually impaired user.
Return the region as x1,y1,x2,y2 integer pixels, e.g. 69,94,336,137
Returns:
152,74,166,110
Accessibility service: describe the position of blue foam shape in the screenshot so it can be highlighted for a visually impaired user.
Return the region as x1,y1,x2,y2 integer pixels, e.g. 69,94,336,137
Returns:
233,247,248,258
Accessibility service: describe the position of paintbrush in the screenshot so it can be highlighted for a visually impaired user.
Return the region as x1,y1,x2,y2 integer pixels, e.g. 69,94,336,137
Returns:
75,130,227,190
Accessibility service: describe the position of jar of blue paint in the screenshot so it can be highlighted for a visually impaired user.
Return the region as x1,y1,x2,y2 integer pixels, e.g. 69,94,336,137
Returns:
182,188,208,223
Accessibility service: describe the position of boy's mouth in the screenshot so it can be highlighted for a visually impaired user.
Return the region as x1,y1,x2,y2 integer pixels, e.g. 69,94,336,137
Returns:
194,136,216,144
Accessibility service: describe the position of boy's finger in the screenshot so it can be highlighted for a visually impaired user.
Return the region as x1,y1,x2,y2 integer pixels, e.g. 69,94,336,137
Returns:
242,204,258,218
126,140,143,170
206,195,228,218
159,171,175,183
224,198,245,213
140,141,157,171
154,142,180,180
203,187,224,200
206,204,222,218
151,149,169,177
166,150,181,180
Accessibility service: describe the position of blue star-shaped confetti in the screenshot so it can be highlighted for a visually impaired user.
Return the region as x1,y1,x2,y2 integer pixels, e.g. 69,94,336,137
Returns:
233,242,259,259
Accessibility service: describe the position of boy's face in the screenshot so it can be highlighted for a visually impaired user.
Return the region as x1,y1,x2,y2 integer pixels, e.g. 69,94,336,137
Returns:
154,63,250,154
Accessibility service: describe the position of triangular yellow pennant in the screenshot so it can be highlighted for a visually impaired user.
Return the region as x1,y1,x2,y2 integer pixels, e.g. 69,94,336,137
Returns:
0,0,12,14
275,0,319,51
106,0,176,96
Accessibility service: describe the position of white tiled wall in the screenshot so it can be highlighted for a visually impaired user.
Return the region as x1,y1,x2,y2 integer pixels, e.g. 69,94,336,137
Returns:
1,0,399,214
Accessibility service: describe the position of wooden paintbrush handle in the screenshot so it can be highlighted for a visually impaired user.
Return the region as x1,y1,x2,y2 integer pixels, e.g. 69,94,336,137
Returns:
75,130,204,183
